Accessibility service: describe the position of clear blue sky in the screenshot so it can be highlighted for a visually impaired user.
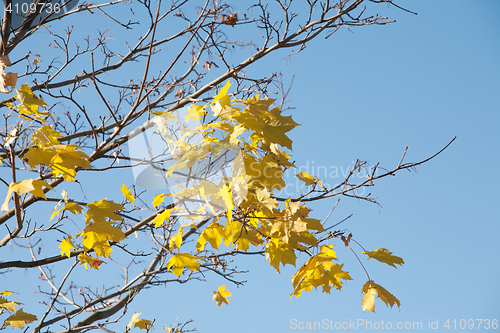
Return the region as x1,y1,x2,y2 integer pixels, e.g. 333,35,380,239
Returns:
2,1,499,332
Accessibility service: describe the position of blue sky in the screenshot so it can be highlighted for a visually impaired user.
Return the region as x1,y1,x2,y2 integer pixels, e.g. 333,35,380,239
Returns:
2,1,499,332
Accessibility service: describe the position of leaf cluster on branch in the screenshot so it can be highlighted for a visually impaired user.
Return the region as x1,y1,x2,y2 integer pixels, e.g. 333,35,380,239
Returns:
0,0,452,332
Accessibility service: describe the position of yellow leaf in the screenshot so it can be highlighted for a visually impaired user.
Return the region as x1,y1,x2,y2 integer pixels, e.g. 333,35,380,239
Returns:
166,253,204,277
169,227,183,250
152,208,173,228
362,248,404,269
51,202,83,219
128,313,153,330
362,287,377,312
0,298,21,312
185,103,207,122
152,193,166,207
120,184,135,202
265,238,297,273
4,308,37,329
219,184,233,222
78,221,126,257
196,222,224,251
212,80,232,104
1,179,53,211
85,199,124,224
0,291,15,296
59,235,75,258
31,125,61,146
296,170,316,186
254,188,278,214
211,285,231,307
78,253,104,270
361,280,401,312
290,245,352,298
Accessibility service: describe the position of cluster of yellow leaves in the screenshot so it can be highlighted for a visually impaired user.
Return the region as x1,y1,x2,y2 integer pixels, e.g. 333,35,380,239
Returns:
146,81,405,311
24,125,91,181
0,291,37,329
7,84,51,122
53,196,126,270
291,245,352,297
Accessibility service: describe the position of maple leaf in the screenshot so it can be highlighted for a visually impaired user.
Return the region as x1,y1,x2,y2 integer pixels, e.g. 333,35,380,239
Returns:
196,222,224,251
0,297,22,312
361,280,401,312
4,308,37,329
59,235,76,258
31,125,62,146
0,291,15,296
85,199,124,223
78,253,104,270
128,313,153,330
211,285,232,307
291,245,352,297
265,238,297,273
185,103,207,122
152,208,174,228
79,220,126,257
50,148,92,181
120,184,135,203
51,202,83,219
169,227,183,250
2,179,53,211
13,84,51,122
166,253,204,277
152,193,166,207
362,248,404,269
212,80,232,104
254,188,278,214
296,170,316,186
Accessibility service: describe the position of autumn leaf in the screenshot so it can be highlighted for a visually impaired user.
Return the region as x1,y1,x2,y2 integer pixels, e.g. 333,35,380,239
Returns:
221,13,238,27
128,313,153,330
51,201,83,219
185,103,207,122
120,184,135,203
361,280,401,312
85,199,124,224
265,238,297,273
362,248,404,269
4,308,37,329
152,208,174,228
212,80,232,104
196,221,224,251
78,253,104,270
169,227,183,250
152,193,166,207
166,253,204,277
0,297,21,312
0,291,15,296
0,55,17,93
211,285,231,307
79,220,126,257
12,84,51,122
296,170,316,186
59,235,75,258
2,179,53,211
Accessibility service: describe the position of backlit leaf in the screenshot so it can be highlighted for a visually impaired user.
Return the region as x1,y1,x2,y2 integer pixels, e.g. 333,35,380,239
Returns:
4,308,37,329
362,248,404,269
211,285,231,307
